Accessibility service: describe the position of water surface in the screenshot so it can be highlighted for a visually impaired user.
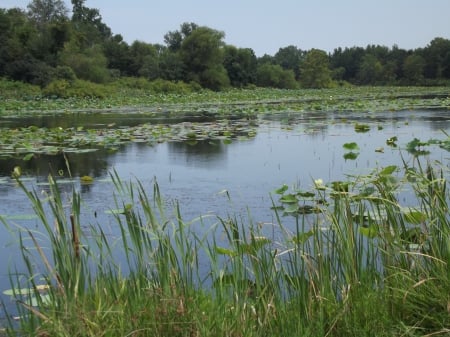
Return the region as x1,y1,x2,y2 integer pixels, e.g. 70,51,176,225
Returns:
1,109,449,320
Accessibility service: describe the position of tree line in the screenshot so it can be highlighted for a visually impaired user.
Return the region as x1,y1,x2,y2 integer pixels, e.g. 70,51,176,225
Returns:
1,0,450,93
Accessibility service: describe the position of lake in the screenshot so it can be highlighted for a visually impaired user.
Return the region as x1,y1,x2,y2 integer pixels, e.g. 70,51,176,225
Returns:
1,108,450,321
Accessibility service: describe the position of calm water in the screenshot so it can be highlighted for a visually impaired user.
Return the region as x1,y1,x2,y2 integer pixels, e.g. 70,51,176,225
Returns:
1,109,450,321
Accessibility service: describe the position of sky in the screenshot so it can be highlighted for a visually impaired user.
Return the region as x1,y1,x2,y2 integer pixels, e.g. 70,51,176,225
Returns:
3,0,450,56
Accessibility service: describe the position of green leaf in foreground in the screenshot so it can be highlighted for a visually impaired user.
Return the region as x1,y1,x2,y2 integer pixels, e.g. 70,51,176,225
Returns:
240,237,271,254
343,142,360,151
403,210,427,225
279,193,298,204
359,225,378,238
331,181,349,192
292,230,314,244
274,184,289,194
343,152,359,160
379,165,397,176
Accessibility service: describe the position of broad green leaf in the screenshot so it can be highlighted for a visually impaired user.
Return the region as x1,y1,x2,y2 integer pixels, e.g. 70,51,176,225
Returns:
359,225,378,238
359,186,375,197
298,205,322,214
292,230,314,244
283,204,299,213
296,191,316,198
279,193,298,204
379,165,397,176
343,142,360,151
331,181,349,192
274,184,289,194
343,152,359,160
23,153,34,161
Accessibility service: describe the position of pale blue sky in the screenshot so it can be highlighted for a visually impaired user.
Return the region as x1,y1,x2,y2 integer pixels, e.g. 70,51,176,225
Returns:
3,0,450,56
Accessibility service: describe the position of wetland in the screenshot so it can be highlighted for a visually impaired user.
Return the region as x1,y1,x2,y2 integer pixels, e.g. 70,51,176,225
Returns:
1,86,450,336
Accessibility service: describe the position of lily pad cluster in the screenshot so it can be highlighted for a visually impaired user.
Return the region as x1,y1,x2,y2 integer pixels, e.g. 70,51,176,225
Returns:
1,86,449,116
272,164,436,252
405,136,450,156
0,119,258,159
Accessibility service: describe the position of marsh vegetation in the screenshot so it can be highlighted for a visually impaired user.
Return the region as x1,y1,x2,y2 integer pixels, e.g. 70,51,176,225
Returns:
0,86,449,336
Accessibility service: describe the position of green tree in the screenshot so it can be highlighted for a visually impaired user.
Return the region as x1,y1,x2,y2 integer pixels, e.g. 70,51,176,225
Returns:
27,0,68,28
362,45,398,84
273,45,304,79
129,41,160,79
158,48,185,81
330,46,365,83
422,37,450,79
256,63,297,89
180,26,229,90
59,41,110,83
103,34,131,76
164,22,198,52
223,45,257,87
71,0,111,46
388,44,409,81
402,54,425,84
299,49,332,88
356,54,384,84
0,8,52,84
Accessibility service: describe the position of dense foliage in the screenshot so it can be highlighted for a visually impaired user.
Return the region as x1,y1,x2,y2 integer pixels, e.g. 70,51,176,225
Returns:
1,0,450,94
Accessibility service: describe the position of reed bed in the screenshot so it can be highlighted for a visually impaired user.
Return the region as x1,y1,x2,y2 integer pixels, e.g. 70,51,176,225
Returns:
1,160,450,337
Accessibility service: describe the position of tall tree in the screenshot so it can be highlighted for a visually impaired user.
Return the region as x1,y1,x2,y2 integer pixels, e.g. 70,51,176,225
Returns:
356,54,384,84
422,37,450,79
330,46,365,82
129,41,160,79
25,0,71,67
300,49,332,88
273,45,305,79
27,0,68,28
71,0,111,45
103,34,131,76
223,45,257,87
403,54,425,83
0,8,52,84
179,25,229,90
256,63,297,89
164,22,198,52
59,40,110,83
158,48,184,81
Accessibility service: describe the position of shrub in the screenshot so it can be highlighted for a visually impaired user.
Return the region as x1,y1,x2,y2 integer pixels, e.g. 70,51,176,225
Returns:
43,79,109,98
256,64,298,89
149,78,200,94
54,66,77,83
0,77,41,99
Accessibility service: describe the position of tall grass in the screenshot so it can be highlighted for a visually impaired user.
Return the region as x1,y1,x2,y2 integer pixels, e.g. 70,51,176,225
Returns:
2,160,449,336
